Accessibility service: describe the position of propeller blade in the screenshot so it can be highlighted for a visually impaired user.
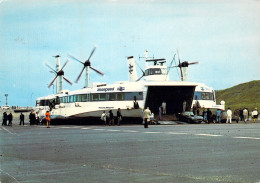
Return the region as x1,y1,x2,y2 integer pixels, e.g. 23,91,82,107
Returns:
87,47,96,61
177,49,183,81
68,54,84,65
48,75,58,88
188,62,199,65
177,50,181,66
60,60,69,71
75,66,86,83
135,60,145,75
63,76,73,85
136,75,144,82
45,63,57,73
90,66,104,76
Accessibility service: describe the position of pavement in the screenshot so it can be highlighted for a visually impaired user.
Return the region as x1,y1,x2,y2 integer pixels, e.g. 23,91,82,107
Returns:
1,120,260,183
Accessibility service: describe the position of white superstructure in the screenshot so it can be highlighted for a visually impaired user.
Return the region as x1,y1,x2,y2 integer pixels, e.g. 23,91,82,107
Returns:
192,83,225,110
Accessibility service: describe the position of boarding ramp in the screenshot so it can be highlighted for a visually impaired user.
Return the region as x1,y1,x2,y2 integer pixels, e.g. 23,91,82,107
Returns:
145,86,195,117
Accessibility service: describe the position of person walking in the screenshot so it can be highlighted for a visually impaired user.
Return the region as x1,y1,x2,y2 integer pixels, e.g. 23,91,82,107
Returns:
162,101,166,114
207,109,212,124
101,111,107,126
20,112,25,126
133,96,139,109
243,108,248,123
226,108,232,124
158,106,162,120
117,108,122,126
45,111,51,128
239,108,243,122
183,100,186,112
32,112,36,125
8,112,13,127
1,113,4,126
203,108,207,123
2,112,8,126
36,112,40,125
192,104,196,116
216,109,221,123
252,108,258,123
29,112,33,125
143,107,151,128
109,110,114,126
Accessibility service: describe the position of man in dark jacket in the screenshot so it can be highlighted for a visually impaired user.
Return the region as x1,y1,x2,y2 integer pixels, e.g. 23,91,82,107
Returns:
29,112,33,125
8,112,13,126
2,112,8,126
117,108,122,126
20,112,25,125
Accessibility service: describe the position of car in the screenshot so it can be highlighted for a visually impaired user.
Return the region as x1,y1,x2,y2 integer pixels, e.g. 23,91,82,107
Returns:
1,105,10,110
220,111,239,123
177,111,203,124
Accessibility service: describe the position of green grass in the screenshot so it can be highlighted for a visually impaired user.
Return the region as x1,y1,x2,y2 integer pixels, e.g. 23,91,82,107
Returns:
215,80,260,111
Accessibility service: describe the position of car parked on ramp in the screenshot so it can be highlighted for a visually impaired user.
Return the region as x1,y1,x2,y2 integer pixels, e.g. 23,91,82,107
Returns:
177,111,203,124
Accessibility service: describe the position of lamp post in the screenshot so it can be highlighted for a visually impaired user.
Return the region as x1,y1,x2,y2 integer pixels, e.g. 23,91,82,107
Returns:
5,94,8,106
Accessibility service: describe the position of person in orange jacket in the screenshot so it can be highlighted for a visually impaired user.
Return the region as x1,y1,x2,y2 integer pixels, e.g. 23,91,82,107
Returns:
45,111,51,128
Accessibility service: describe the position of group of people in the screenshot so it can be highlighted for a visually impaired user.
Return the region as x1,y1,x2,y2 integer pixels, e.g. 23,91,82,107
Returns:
239,108,259,123
1,112,13,126
202,108,213,123
2,111,51,128
28,112,40,125
101,108,122,126
208,107,259,124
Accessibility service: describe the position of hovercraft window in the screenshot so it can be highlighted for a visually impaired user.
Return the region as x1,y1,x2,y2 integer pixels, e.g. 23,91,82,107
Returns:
116,93,125,101
99,93,106,101
92,94,99,101
108,93,115,101
82,95,88,102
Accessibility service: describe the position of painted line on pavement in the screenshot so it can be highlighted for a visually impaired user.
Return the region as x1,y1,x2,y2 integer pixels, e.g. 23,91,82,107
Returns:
23,125,260,140
59,127,72,129
107,129,121,132
167,132,189,135
233,137,260,140
143,132,161,134
194,134,223,137
1,127,19,136
123,130,139,133
0,169,20,183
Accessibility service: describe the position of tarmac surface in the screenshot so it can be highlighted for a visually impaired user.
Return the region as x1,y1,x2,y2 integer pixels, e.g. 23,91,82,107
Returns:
1,120,260,183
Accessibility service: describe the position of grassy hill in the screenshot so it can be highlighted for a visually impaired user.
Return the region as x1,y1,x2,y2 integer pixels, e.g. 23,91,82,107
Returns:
215,80,260,111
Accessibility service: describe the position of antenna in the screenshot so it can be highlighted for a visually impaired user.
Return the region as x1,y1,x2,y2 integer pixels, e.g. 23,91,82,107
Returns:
138,51,154,62
138,50,155,68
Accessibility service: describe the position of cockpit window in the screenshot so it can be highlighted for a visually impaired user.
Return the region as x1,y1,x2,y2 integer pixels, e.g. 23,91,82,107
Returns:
161,68,167,74
145,68,167,76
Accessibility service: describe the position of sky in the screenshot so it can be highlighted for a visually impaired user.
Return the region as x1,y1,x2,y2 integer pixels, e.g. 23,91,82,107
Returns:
0,0,259,107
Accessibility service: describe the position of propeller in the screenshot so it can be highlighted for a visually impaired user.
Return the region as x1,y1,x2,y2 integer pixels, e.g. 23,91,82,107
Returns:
68,47,104,83
177,50,183,81
45,59,73,88
169,50,199,81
